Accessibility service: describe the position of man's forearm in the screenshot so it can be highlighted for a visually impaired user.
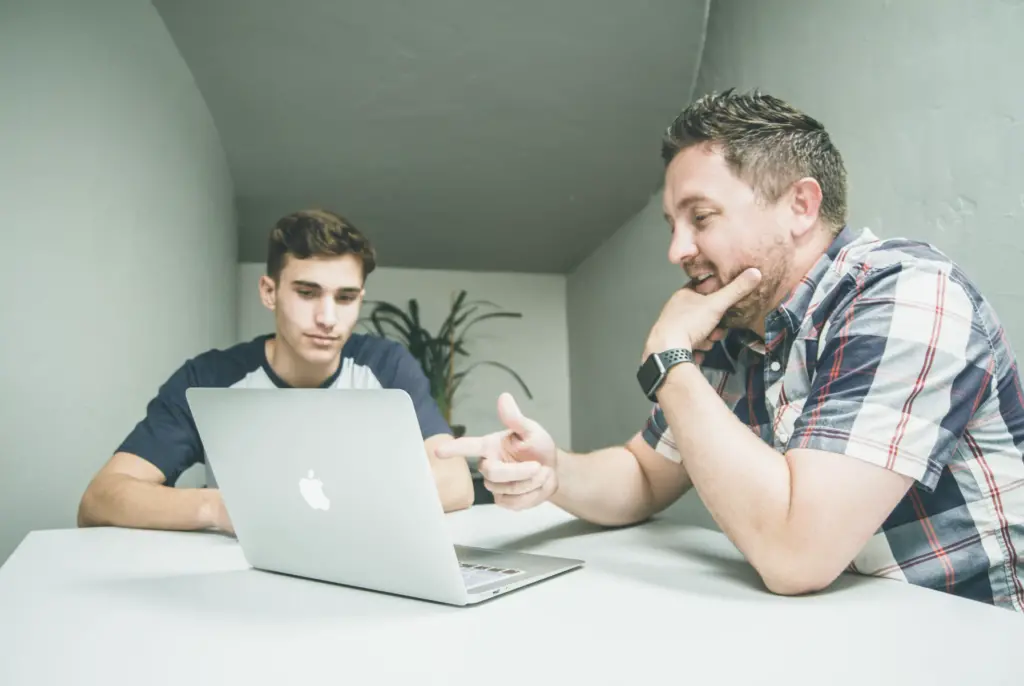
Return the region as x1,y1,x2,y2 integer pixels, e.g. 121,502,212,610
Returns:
78,474,222,531
657,364,793,574
551,447,657,526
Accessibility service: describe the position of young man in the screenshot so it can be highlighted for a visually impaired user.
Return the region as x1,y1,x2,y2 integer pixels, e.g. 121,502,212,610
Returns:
438,90,1024,611
79,209,474,534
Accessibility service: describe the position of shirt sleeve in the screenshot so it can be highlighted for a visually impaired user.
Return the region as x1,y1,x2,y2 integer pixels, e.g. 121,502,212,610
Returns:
641,362,731,463
116,361,203,487
383,343,452,439
789,262,990,491
641,403,682,462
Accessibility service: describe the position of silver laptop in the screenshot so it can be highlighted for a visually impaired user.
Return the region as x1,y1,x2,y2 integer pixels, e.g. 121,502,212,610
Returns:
185,387,583,606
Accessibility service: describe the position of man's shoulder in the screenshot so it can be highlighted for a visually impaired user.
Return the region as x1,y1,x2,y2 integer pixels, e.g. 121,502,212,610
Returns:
337,332,416,387
171,335,269,390
835,230,961,279
811,230,1016,362
820,229,988,309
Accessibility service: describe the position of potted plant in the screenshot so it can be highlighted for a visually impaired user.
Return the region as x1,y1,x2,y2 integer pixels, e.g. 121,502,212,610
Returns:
360,290,533,437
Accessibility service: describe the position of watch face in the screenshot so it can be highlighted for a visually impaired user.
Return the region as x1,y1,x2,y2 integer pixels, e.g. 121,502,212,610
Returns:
636,354,664,398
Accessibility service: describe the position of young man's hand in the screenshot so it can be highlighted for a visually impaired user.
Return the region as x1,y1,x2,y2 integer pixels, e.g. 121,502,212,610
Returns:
201,489,235,536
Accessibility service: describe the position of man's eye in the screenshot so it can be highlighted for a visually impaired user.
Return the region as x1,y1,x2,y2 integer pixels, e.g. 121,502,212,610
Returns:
336,295,356,304
298,290,315,298
694,213,712,226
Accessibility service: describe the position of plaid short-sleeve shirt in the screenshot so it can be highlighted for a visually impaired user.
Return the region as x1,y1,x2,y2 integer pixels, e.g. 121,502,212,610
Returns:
643,226,1024,611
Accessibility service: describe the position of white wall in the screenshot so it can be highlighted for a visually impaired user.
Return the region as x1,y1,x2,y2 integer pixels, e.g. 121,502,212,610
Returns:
0,0,237,562
566,0,1024,527
237,264,572,449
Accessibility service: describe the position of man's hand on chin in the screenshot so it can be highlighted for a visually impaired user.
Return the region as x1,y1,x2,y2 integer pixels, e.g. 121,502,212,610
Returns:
644,268,761,359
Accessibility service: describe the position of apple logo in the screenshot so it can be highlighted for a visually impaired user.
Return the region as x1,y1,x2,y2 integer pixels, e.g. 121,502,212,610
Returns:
298,469,330,511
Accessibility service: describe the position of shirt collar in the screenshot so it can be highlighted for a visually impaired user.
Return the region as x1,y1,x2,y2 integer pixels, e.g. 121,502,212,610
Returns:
773,224,861,333
703,329,763,372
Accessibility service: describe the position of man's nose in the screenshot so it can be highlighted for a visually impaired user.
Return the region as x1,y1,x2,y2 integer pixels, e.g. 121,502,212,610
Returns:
315,297,337,328
668,225,698,264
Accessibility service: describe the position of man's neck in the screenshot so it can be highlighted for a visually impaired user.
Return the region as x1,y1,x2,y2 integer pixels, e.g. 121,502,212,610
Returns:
264,337,340,388
753,228,835,338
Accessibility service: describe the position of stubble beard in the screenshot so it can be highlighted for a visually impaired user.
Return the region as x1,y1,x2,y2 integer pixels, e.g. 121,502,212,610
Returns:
719,241,789,331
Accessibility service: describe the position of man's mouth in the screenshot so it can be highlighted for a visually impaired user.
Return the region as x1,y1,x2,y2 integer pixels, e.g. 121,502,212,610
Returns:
307,334,339,344
690,271,718,294
692,272,713,285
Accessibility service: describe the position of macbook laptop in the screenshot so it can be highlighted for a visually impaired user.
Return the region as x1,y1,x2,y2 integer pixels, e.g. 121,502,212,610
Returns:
185,387,583,606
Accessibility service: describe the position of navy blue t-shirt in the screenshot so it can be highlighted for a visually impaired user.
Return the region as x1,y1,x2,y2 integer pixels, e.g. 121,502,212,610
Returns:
117,333,451,486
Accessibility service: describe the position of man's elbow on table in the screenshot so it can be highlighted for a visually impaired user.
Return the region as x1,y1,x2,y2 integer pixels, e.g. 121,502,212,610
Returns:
741,522,849,597
754,552,846,597
77,452,171,528
76,484,99,527
77,472,135,528
77,471,127,528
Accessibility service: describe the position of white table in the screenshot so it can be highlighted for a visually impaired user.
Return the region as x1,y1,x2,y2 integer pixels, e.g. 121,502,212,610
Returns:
1,503,1020,685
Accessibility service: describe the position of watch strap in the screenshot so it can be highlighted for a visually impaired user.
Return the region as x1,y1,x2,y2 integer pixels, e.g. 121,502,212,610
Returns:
657,348,693,369
638,347,694,401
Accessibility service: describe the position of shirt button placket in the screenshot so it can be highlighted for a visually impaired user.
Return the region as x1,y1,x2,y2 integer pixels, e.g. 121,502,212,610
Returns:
763,313,789,447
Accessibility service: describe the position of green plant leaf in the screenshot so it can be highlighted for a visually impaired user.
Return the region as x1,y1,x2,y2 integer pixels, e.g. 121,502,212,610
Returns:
436,290,469,343
360,291,530,424
366,302,416,334
408,298,422,329
369,311,413,346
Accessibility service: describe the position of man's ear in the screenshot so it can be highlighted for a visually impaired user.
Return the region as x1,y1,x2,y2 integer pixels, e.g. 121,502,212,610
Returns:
787,176,823,239
258,275,277,311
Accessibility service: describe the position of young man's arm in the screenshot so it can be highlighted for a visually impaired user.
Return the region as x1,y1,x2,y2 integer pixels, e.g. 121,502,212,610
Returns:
654,263,984,594
78,452,230,532
78,361,231,532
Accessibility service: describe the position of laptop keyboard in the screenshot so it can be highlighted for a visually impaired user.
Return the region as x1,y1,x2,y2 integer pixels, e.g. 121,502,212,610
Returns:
459,562,524,590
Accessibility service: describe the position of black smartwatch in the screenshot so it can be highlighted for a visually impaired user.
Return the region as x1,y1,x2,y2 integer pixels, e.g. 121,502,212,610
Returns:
637,348,694,401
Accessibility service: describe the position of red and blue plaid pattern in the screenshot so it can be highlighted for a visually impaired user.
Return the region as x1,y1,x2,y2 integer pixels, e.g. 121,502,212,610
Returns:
643,226,1024,611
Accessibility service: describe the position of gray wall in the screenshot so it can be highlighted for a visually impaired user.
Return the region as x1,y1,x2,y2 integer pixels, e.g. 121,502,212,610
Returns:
567,190,678,452
0,0,237,562
695,0,1024,346
567,0,1024,525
